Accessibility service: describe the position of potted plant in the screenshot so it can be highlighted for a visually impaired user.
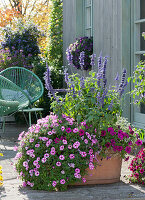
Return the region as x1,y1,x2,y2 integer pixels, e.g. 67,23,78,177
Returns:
66,36,93,70
14,54,143,191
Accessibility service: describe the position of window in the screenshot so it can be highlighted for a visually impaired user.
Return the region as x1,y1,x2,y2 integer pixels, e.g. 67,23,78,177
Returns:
133,0,145,128
84,0,93,37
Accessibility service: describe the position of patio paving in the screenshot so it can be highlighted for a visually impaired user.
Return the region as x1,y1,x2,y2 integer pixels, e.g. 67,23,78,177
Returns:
0,123,145,200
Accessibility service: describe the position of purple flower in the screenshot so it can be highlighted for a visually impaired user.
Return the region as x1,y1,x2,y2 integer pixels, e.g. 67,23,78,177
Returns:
101,130,106,136
66,128,72,133
105,142,111,148
79,51,85,69
136,139,143,146
125,146,131,154
79,129,85,136
116,146,123,151
66,48,73,65
80,76,85,89
90,54,96,67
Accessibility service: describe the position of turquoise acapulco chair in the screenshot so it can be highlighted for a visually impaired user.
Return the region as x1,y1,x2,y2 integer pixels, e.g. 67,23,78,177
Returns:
0,75,30,132
0,67,44,127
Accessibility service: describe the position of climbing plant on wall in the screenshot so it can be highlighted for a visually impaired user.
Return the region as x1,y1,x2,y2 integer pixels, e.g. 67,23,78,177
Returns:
46,0,63,90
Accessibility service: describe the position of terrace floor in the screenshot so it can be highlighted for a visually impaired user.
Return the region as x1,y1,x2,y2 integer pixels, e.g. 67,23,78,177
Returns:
0,123,145,200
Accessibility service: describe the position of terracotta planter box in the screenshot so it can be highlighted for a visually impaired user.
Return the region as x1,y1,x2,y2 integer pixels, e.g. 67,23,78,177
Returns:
74,155,122,185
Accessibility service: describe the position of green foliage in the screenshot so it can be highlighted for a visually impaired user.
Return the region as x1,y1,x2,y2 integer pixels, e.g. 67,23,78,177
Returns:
47,0,63,72
51,71,123,133
128,61,145,104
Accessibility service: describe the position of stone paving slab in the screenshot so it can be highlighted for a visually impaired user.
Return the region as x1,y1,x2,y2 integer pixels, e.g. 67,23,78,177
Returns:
0,124,145,200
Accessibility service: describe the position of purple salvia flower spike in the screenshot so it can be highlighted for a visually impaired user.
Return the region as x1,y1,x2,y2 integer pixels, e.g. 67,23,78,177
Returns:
80,76,85,89
66,48,73,65
90,54,96,67
64,69,69,85
44,62,56,99
79,51,85,69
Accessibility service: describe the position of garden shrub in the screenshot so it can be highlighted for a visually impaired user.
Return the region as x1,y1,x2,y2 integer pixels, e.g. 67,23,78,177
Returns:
2,20,41,57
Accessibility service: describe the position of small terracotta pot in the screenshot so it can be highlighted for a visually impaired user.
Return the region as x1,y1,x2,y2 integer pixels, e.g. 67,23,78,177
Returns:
74,154,122,185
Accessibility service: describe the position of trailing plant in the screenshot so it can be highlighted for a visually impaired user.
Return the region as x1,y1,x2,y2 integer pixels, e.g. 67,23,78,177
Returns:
129,147,145,185
128,61,145,105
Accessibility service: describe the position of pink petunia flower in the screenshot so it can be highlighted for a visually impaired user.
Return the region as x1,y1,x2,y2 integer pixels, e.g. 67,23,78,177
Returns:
61,126,65,131
73,141,80,149
13,145,18,151
41,157,47,163
44,153,49,158
59,155,65,160
81,151,87,157
136,139,143,146
68,145,72,149
50,151,56,155
35,144,40,148
73,128,79,133
140,169,144,174
101,130,106,136
60,145,64,150
35,171,40,176
89,162,94,170
75,168,80,173
52,181,57,187
79,129,85,136
69,154,75,159
116,146,123,151
125,146,131,154
56,162,61,166
82,178,86,183
84,139,88,144
60,179,66,184
105,142,111,148
66,128,72,133
63,139,67,145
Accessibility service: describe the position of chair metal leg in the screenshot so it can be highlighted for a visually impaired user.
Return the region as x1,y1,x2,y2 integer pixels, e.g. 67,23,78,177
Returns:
28,111,32,127
2,117,5,133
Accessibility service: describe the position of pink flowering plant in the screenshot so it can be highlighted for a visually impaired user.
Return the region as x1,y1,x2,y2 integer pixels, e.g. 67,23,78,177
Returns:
129,148,145,185
14,113,101,191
